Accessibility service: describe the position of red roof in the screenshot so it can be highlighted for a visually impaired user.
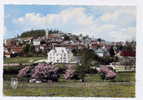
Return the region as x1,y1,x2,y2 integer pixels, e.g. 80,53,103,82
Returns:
120,50,135,57
11,47,23,53
4,52,11,55
48,34,60,38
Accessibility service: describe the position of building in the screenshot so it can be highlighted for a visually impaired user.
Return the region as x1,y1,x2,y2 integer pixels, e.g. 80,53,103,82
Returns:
4,39,17,46
4,46,23,58
93,47,109,57
112,64,135,72
111,62,135,72
120,50,135,57
4,52,11,58
47,47,73,64
33,39,40,46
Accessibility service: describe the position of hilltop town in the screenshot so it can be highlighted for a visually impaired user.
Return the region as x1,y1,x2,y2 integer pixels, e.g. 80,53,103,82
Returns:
3,29,136,97
3,5,136,97
4,29,136,72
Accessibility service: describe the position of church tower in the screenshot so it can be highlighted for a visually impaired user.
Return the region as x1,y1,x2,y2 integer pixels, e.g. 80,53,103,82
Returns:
45,28,49,39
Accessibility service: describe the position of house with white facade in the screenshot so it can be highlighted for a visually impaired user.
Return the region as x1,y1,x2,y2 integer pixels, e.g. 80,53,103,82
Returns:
47,47,73,64
33,39,40,46
93,47,109,57
111,61,135,72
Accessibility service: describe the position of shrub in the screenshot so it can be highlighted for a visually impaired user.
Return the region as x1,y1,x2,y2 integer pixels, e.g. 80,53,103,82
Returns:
97,66,117,80
31,63,60,82
64,64,79,80
17,63,60,82
17,66,31,78
4,66,24,74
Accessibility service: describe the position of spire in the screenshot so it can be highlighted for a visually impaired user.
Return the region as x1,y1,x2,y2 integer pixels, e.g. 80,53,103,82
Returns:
45,28,49,38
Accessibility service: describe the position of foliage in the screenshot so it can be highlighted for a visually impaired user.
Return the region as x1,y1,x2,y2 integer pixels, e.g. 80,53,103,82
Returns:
4,66,25,75
71,48,101,79
109,46,115,57
97,38,105,42
20,29,45,38
23,44,35,56
20,29,63,38
31,63,60,81
79,48,96,67
55,64,66,74
17,66,31,78
75,65,86,80
4,72,135,97
99,56,118,65
17,63,60,82
63,34,70,41
78,48,100,70
63,64,79,80
97,66,117,80
63,64,97,80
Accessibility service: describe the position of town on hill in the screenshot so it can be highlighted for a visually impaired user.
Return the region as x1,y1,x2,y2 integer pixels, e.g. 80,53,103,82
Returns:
3,29,136,97
4,29,135,71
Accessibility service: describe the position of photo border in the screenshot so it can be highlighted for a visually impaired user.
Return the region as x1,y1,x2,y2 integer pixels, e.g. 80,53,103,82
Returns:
0,0,142,100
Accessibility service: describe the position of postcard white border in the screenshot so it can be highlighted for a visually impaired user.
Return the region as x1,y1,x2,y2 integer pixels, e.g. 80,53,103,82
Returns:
0,0,142,100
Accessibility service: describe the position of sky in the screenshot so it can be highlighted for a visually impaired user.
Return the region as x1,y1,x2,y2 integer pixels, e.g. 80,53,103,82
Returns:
4,5,136,42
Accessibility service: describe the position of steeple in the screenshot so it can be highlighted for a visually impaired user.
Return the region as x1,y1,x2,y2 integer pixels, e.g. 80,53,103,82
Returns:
45,28,49,39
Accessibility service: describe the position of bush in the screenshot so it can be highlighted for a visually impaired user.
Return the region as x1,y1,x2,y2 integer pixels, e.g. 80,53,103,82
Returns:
97,66,117,80
17,66,31,78
31,63,60,82
55,64,66,74
17,63,60,82
64,64,79,80
63,64,90,80
4,66,25,74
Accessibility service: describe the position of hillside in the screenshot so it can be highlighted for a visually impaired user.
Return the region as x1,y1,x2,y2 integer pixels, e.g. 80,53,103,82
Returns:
20,29,63,38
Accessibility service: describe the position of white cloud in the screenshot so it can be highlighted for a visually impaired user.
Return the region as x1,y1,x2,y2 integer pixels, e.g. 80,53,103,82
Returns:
4,26,7,33
15,7,136,42
99,7,136,27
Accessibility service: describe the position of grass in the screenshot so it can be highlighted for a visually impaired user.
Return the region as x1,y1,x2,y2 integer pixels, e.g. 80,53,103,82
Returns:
3,81,134,97
4,56,46,64
3,57,135,97
85,72,135,82
3,72,135,97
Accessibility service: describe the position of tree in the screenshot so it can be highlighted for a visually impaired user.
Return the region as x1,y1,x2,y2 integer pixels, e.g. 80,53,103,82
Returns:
64,64,78,80
23,44,35,56
75,65,86,81
63,64,85,81
79,48,99,68
97,38,102,42
20,29,64,38
71,49,78,56
20,29,45,38
63,34,70,41
74,48,100,80
109,46,115,57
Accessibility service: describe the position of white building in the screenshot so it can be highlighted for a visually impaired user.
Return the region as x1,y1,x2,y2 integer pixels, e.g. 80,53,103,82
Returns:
93,47,109,57
33,39,40,46
47,47,73,64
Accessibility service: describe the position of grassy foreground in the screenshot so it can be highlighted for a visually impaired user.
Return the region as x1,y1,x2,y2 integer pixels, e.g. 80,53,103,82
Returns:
3,72,135,97
4,57,46,64
3,57,135,97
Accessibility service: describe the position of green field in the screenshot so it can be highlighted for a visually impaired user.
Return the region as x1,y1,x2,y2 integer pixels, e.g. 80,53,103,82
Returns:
3,72,135,97
3,57,135,97
4,57,46,64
